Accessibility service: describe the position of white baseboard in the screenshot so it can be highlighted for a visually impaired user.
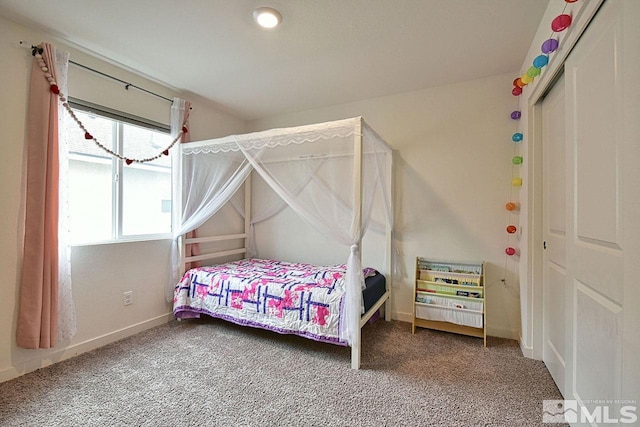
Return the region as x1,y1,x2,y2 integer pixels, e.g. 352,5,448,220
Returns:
392,311,413,323
1,313,173,383
519,334,534,359
486,326,519,340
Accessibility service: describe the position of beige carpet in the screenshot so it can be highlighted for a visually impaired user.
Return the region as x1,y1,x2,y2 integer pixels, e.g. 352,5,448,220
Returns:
0,318,565,426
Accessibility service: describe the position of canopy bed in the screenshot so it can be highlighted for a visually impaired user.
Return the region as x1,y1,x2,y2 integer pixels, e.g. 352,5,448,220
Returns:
170,117,394,369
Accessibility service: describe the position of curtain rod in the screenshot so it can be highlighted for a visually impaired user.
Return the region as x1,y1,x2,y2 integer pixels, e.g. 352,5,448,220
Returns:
69,60,174,103
19,40,181,106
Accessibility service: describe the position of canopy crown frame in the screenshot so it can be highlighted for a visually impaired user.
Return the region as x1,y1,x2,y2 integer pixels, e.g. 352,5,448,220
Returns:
172,117,394,369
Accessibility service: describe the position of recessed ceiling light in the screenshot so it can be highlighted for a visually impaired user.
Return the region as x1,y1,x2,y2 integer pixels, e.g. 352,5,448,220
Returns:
253,7,282,29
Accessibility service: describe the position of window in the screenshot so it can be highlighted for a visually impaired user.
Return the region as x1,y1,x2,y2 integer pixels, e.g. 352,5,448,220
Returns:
65,106,173,244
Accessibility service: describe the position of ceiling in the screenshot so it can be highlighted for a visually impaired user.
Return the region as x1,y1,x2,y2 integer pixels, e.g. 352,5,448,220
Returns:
0,0,549,121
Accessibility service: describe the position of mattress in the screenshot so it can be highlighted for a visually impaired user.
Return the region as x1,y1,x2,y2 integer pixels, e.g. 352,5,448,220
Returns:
173,259,386,345
363,271,386,313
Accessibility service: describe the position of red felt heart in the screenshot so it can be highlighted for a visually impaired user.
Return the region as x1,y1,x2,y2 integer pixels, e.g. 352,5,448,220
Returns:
84,132,93,140
182,126,188,133
163,150,169,156
50,85,60,94
125,159,134,165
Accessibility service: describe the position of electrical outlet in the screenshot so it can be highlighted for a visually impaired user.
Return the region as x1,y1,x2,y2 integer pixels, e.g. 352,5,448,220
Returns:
123,291,133,306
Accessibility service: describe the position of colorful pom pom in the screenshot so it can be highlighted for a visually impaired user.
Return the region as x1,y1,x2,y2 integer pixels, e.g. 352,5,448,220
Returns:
527,66,541,78
551,14,572,32
533,55,549,68
541,38,559,54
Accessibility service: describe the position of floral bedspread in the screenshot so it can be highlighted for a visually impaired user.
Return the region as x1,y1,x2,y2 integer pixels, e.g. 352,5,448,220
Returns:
173,258,376,345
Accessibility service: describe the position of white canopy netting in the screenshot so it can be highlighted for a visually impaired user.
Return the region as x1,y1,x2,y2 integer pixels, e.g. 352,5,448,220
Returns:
169,117,393,345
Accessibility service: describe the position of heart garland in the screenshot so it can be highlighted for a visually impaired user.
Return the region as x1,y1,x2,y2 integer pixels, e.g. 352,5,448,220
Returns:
34,44,189,164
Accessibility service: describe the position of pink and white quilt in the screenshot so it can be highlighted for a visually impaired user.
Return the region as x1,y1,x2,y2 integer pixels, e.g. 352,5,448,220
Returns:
173,258,376,345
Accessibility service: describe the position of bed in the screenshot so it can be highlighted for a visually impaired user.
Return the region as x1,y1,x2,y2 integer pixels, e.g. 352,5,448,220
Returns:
169,117,394,369
174,259,387,345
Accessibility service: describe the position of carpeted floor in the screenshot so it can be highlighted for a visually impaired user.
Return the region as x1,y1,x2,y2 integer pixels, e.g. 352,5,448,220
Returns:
0,319,565,426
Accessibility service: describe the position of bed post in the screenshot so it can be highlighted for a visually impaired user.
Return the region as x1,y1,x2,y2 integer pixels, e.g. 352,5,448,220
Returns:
176,143,186,278
384,149,393,322
178,235,186,277
244,171,251,258
351,117,364,370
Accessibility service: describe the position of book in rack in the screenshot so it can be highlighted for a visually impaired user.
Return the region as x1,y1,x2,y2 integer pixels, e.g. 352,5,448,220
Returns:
412,257,486,346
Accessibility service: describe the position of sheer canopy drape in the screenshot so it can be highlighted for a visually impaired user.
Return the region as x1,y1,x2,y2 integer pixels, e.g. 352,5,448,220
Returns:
168,149,252,301
170,118,393,345
171,98,201,273
17,42,76,348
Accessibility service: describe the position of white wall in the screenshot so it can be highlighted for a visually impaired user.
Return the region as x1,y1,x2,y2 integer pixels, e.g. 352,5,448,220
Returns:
0,15,247,382
250,73,521,339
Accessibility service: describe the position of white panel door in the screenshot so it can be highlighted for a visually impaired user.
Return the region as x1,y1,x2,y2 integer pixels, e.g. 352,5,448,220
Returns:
564,0,624,420
538,1,639,423
541,75,567,396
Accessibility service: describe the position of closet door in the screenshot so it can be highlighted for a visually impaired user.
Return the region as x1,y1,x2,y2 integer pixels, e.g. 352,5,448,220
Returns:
563,0,625,413
541,74,567,396
538,0,639,417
